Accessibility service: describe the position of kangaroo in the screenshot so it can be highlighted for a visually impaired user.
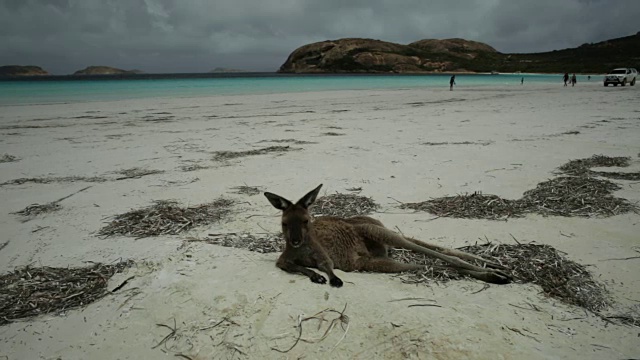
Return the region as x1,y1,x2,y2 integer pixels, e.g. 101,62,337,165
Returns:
264,184,511,287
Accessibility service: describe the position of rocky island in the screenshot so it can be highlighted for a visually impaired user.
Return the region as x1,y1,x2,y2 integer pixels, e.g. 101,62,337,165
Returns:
0,65,50,77
210,67,247,73
73,66,141,75
279,32,640,74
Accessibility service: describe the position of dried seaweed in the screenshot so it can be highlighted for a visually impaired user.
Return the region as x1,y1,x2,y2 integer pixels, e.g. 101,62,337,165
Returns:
401,155,639,219
0,124,72,130
229,185,262,196
0,154,19,163
212,146,297,161
391,243,610,312
188,233,284,253
179,163,210,172
589,171,640,181
421,141,492,146
115,167,164,180
321,132,345,136
601,305,640,327
258,139,318,145
557,155,630,176
0,261,132,325
401,192,526,220
310,193,379,217
98,199,233,238
11,186,92,220
13,203,61,217
1,176,107,186
521,177,637,217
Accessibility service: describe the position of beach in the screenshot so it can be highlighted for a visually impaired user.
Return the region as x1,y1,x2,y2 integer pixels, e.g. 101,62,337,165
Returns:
1,82,639,359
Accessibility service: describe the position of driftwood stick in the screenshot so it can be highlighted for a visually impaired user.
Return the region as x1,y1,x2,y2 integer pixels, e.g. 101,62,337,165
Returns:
52,186,92,204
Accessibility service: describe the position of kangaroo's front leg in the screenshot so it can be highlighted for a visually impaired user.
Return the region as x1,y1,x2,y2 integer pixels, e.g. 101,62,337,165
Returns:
276,257,328,284
315,257,343,288
310,243,343,287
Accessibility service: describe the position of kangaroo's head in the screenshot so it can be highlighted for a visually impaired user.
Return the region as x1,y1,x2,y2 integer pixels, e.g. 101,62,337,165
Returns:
264,184,322,248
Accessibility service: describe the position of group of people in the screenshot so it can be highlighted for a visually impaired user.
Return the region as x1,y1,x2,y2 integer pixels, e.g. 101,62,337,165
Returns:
448,72,583,90
563,73,577,87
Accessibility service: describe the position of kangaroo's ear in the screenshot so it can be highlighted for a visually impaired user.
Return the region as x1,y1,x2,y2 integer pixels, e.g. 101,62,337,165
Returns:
264,192,293,211
296,184,323,209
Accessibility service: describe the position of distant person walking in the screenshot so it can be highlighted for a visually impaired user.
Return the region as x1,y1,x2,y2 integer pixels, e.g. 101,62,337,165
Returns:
563,73,569,86
521,77,524,85
449,75,456,91
588,75,591,81
571,73,577,87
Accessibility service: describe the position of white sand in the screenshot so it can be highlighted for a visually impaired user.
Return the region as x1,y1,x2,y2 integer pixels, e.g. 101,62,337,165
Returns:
0,83,639,359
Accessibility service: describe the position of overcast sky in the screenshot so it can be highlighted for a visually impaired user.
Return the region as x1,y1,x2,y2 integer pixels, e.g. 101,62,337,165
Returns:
1,0,638,74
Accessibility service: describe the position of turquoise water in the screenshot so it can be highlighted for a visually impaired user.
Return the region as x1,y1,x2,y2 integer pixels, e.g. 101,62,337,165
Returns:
0,73,568,106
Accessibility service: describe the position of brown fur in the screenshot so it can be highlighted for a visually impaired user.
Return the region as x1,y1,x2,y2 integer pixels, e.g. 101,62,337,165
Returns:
265,184,511,287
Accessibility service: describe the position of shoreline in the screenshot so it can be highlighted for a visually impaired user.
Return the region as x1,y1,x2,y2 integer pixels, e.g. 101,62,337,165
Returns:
0,80,608,107
1,70,603,80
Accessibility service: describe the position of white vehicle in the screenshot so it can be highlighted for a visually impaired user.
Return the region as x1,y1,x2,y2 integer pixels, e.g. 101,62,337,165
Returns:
603,68,636,86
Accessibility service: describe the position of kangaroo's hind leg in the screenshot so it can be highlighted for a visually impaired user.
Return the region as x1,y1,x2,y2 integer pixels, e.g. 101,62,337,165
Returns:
405,237,505,269
352,224,511,284
343,217,389,257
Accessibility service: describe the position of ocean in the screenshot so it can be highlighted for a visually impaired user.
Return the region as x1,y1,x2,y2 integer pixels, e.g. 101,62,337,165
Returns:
0,72,574,106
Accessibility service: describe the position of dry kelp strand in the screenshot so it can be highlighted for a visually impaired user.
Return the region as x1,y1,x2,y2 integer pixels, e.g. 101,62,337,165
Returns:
589,171,640,181
230,185,262,196
212,146,298,161
0,154,19,163
179,163,210,172
13,203,61,217
11,186,92,219
1,176,107,186
115,167,164,180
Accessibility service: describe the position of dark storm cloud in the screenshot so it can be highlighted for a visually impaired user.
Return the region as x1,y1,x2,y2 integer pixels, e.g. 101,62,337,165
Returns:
1,0,638,74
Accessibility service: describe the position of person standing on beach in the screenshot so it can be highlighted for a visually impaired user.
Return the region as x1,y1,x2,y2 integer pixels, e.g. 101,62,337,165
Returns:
449,75,456,91
563,73,569,86
571,73,577,87
521,77,524,85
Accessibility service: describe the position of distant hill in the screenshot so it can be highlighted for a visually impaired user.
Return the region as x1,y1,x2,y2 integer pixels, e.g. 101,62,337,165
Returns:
279,32,640,73
210,67,247,73
0,65,49,76
73,66,139,75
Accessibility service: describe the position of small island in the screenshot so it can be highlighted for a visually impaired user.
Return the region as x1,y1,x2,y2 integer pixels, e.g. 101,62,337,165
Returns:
73,66,141,75
0,65,50,77
209,67,247,73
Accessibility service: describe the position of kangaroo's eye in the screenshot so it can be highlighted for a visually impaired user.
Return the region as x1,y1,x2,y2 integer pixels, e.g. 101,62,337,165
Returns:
282,223,288,227
303,219,309,224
